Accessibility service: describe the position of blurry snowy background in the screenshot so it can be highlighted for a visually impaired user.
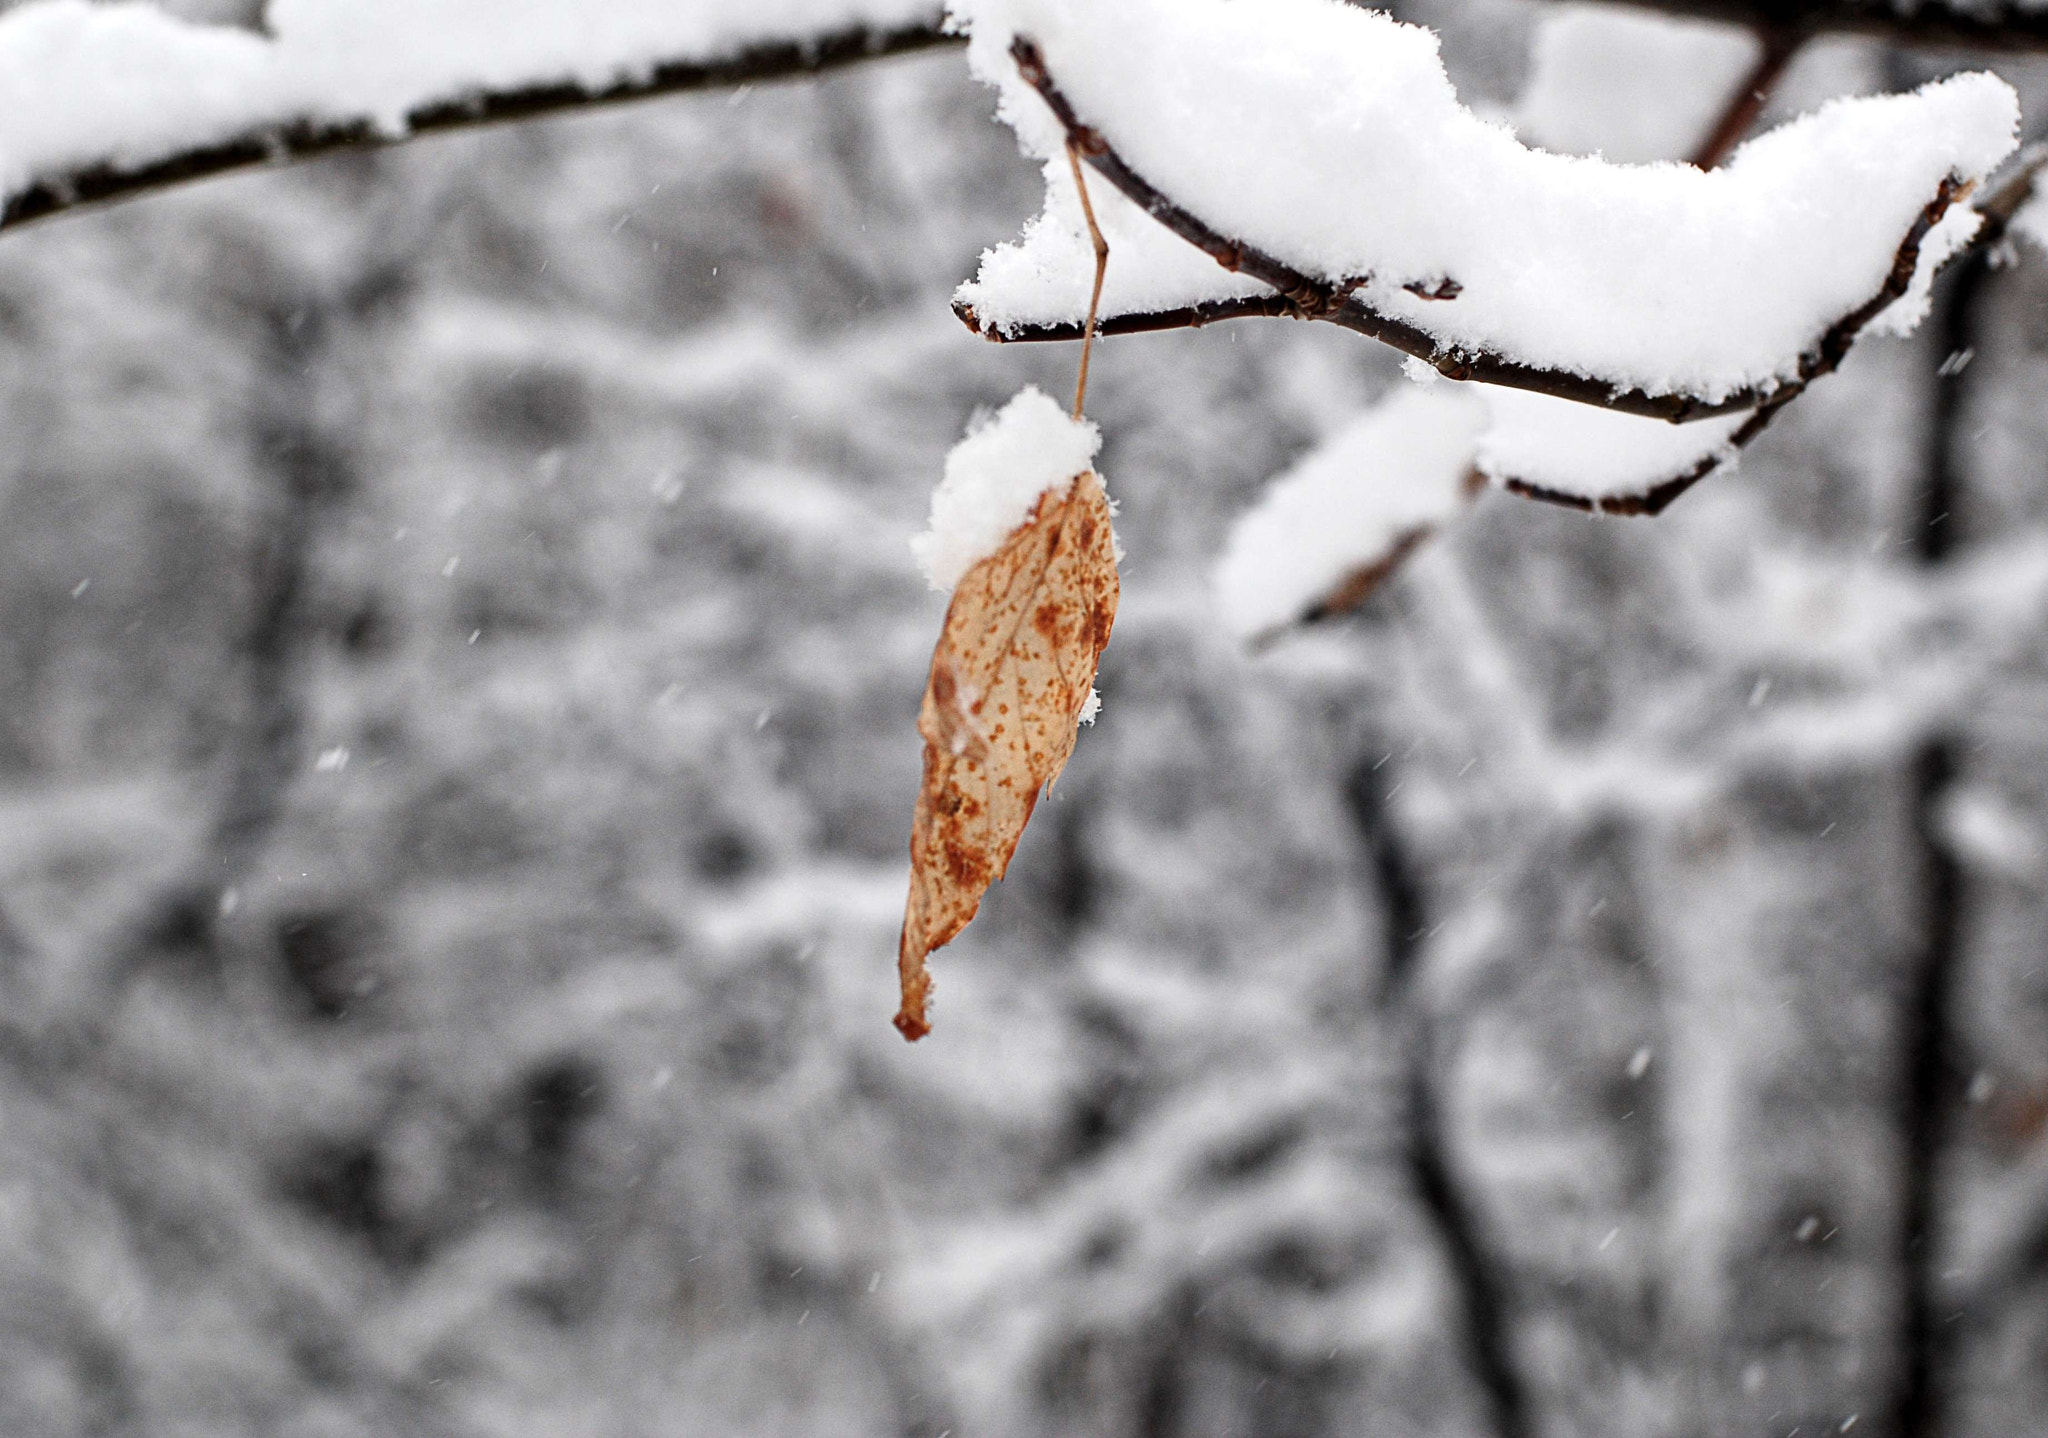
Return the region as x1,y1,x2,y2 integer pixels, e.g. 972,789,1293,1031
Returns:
0,1,2044,1435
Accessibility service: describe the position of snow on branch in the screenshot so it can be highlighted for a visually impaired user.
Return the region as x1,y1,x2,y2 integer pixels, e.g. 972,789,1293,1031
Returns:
950,0,2016,423
1214,142,2048,642
1210,147,2048,641
1213,389,1486,645
1492,146,2048,515
1515,4,1806,171
0,0,952,233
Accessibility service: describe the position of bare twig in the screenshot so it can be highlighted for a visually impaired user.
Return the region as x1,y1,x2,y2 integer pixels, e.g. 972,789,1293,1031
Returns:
957,292,1306,343
0,19,956,234
1965,140,2048,246
1300,530,1438,629
1065,137,1109,419
1689,27,1807,171
987,36,1974,433
1250,469,1492,644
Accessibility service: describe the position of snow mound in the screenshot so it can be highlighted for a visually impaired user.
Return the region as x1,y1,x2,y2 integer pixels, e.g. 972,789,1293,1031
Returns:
0,0,941,202
913,386,1101,591
1213,387,1485,640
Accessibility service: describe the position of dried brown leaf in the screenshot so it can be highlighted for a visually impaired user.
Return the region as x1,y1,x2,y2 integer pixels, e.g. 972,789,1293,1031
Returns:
895,470,1119,1041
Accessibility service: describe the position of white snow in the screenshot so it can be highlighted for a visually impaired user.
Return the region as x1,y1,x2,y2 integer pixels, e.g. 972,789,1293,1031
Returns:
1867,200,1985,337
1215,382,1747,631
2015,199,2048,258
2013,189,2048,257
959,186,1273,336
1212,387,1485,640
0,0,941,202
1518,3,1761,166
1938,785,2046,884
912,385,1101,591
951,0,2015,401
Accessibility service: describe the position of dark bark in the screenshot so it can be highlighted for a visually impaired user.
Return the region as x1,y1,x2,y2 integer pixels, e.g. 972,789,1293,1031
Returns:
1687,27,1807,171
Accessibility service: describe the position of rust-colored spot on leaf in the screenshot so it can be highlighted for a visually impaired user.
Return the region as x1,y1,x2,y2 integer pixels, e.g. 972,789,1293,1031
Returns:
895,471,1120,1041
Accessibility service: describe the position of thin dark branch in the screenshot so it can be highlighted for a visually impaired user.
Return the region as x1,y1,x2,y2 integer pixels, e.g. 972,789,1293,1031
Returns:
1245,149,2046,646
1237,152,2048,646
1688,27,1808,171
1965,140,2048,247
1300,528,1440,630
956,291,1307,341
1503,148,2048,513
1407,1051,1528,1438
0,19,956,234
996,36,1972,431
1257,468,1490,643
1559,0,2048,53
1918,256,1988,565
1897,740,1966,1438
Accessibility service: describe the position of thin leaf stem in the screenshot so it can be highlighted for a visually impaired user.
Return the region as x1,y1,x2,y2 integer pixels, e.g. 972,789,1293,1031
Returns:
1065,137,1110,419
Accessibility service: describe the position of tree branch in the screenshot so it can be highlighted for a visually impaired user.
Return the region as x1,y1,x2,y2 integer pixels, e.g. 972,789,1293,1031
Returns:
1897,739,1966,1438
0,18,956,235
1688,26,1807,171
956,291,1307,344
978,36,1975,434
1559,0,2048,53
1499,147,2048,516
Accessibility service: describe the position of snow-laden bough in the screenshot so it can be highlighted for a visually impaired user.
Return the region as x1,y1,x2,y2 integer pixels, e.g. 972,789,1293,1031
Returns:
1213,387,1486,644
0,0,948,228
949,0,2017,418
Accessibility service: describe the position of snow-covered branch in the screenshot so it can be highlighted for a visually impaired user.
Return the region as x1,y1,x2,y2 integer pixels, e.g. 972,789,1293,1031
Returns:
954,7,2012,429
0,0,952,233
1496,145,2048,516
1504,176,1964,514
1211,146,2048,640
